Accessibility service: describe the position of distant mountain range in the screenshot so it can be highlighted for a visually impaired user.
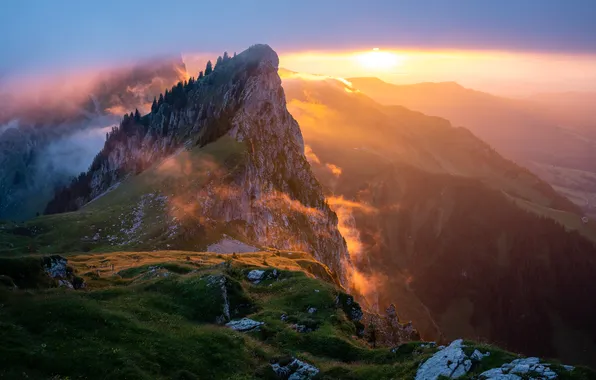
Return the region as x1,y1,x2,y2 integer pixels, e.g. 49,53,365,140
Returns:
348,77,596,218
281,71,596,365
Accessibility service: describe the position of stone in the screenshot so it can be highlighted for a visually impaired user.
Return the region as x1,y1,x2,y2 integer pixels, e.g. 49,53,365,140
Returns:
307,307,317,314
471,349,491,361
271,358,319,380
479,356,563,380
42,255,68,279
247,270,265,283
415,339,472,380
225,318,264,332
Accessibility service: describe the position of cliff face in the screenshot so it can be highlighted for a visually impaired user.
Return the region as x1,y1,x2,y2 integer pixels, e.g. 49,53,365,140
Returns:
45,45,350,283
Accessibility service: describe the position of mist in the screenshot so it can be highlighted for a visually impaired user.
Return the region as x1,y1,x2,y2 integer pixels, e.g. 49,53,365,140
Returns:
39,121,116,178
0,56,188,220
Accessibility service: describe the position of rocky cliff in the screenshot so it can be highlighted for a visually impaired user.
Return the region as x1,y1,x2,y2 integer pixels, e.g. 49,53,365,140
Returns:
44,45,350,283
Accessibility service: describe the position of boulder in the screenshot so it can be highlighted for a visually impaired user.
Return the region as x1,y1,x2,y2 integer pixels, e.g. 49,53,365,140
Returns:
247,270,265,283
415,339,472,380
271,358,319,380
225,318,264,332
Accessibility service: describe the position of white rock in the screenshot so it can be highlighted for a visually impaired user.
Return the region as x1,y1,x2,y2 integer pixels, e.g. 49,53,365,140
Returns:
271,358,319,380
247,270,265,283
471,349,490,361
225,318,264,332
415,339,472,380
479,356,562,380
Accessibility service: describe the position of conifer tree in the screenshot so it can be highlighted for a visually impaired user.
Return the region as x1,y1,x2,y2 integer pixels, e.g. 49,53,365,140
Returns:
151,97,158,113
158,93,164,107
134,109,141,122
205,60,213,75
198,71,204,79
223,51,230,61
215,56,223,69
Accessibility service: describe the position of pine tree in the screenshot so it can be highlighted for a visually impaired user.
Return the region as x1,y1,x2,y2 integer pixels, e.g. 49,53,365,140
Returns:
198,71,204,79
164,89,170,103
158,93,164,107
151,97,158,113
233,52,237,58
134,109,141,122
223,51,230,61
215,56,223,69
205,60,213,75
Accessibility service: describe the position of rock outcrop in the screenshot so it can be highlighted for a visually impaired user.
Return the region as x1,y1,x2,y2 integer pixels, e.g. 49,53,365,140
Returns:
225,318,264,332
415,339,472,380
45,44,350,284
270,358,319,380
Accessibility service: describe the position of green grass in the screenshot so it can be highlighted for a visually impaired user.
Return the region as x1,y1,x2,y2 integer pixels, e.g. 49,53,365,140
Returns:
1,251,593,379
0,136,248,258
0,252,423,379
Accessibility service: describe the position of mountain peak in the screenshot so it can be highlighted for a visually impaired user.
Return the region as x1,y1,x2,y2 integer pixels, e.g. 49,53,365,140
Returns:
240,44,279,68
44,43,350,284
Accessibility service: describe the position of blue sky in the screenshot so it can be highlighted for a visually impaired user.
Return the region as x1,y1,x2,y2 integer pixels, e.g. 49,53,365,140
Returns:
1,0,596,78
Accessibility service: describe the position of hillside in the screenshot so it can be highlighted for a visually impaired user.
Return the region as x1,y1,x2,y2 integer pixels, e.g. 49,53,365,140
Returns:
1,46,596,378
281,72,596,366
347,77,596,218
37,45,349,283
0,251,592,379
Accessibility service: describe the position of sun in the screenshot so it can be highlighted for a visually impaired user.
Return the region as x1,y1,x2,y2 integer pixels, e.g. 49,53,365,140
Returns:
355,48,404,70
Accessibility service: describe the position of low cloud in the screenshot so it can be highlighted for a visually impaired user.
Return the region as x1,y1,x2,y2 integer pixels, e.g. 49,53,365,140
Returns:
325,163,342,177
304,144,321,164
38,119,117,178
258,191,324,219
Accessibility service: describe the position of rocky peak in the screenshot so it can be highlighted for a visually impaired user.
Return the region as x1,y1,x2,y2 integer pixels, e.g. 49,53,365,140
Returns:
45,44,351,284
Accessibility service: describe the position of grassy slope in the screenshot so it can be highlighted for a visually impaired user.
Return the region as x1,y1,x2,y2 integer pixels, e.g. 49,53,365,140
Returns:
0,135,247,257
2,251,593,380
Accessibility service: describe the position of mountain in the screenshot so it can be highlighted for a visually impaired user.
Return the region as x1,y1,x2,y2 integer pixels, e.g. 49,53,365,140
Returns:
281,71,596,366
34,45,350,283
0,46,595,379
347,77,596,218
0,57,188,221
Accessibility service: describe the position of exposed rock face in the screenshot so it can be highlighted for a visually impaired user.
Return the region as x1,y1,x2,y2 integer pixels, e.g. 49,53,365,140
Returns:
479,357,571,379
41,255,86,289
415,339,472,380
415,340,576,380
225,318,264,332
271,358,319,380
45,45,350,284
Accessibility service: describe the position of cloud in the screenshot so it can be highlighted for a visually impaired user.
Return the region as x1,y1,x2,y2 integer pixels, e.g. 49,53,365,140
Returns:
325,163,342,177
257,191,324,219
0,119,19,136
38,120,117,177
304,144,321,164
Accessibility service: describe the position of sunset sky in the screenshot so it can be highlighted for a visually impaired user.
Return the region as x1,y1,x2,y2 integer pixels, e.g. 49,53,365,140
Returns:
2,0,596,96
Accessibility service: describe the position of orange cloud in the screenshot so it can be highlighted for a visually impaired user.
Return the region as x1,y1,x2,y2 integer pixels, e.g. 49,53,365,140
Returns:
325,163,342,177
304,144,321,164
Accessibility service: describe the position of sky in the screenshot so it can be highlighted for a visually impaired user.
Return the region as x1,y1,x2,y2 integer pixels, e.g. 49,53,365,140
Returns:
1,0,596,95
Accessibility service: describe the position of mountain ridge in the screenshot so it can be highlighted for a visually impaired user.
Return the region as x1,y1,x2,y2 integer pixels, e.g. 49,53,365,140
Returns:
41,44,351,284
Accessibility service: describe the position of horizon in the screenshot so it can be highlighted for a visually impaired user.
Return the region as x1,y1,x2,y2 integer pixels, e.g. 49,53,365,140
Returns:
2,1,596,97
